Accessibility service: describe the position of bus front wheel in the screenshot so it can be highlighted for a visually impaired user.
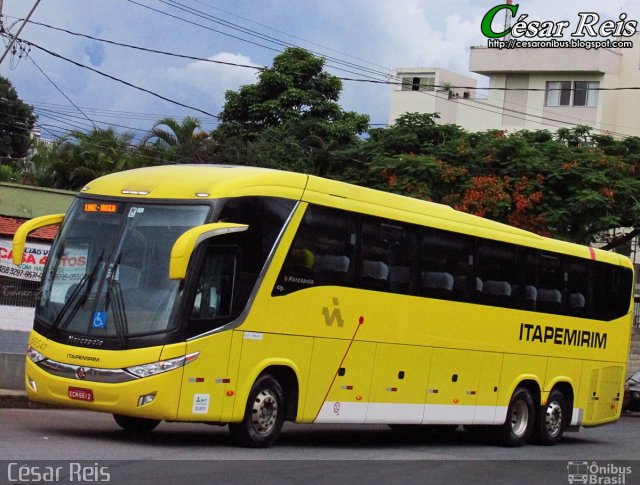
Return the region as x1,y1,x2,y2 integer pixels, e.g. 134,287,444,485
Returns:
113,414,160,433
229,374,285,448
496,387,535,447
532,389,567,446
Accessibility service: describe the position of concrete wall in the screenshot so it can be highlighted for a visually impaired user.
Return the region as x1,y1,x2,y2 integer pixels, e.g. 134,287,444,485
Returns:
0,352,24,390
0,183,75,219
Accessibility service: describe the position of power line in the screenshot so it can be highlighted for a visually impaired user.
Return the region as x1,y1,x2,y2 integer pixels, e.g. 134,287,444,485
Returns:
16,17,640,94
7,19,638,138
158,0,392,79
26,100,219,126
21,18,265,71
29,56,98,129
126,0,390,81
188,0,392,73
17,37,220,119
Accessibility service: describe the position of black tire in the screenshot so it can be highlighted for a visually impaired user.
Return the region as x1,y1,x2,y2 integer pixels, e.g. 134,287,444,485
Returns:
113,414,160,433
494,387,535,447
229,374,285,448
532,389,567,446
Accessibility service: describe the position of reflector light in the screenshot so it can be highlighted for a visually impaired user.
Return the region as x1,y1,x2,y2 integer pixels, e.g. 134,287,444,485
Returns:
137,393,156,407
28,377,37,392
121,190,150,195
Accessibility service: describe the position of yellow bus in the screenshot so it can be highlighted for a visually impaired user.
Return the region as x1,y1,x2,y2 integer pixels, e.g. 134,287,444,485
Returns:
13,165,634,448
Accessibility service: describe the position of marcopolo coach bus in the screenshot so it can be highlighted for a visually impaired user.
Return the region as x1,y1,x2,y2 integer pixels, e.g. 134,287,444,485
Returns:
13,165,634,447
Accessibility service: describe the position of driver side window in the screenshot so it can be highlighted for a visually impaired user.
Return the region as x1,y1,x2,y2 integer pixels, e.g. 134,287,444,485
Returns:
190,246,239,321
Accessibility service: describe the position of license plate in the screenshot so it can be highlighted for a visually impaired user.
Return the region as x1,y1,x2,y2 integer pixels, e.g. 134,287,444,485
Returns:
68,387,94,402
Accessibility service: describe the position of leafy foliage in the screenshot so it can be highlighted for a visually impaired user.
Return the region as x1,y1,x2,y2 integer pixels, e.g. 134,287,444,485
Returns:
213,47,369,175
351,116,640,244
0,76,36,164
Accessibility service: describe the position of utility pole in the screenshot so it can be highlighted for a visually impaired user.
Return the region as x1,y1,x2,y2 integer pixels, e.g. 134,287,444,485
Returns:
0,0,41,65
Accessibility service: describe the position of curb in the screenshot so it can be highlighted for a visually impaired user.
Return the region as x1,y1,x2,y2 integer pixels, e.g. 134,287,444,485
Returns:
0,390,65,409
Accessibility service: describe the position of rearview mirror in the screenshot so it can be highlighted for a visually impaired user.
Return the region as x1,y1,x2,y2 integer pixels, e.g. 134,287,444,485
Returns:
169,222,249,280
12,214,65,265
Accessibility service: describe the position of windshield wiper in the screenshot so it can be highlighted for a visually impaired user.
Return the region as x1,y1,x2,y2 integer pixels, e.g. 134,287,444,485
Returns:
51,250,105,331
104,253,128,346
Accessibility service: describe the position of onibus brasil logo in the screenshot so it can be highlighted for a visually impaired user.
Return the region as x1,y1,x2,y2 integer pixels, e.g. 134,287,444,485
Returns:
567,461,632,484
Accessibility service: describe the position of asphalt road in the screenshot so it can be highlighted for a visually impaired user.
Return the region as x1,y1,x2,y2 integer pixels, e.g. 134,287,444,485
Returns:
1,409,639,484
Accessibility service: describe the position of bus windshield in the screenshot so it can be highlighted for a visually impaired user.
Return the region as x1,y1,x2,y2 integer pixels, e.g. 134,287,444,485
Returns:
37,199,210,337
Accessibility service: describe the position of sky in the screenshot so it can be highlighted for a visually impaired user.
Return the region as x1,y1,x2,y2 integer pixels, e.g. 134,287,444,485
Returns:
1,0,639,141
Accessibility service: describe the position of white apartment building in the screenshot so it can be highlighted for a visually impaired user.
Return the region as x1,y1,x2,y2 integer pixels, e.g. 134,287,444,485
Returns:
388,68,478,125
389,33,640,138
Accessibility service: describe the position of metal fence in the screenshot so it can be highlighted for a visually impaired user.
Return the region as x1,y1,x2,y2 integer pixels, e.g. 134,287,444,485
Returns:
0,275,40,332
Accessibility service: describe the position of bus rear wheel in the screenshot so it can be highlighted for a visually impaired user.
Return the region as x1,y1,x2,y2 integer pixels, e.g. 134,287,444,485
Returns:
532,389,566,446
229,374,285,448
113,414,160,433
495,387,535,447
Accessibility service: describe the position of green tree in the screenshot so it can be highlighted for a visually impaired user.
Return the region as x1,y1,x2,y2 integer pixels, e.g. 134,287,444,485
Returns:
349,116,640,246
214,47,369,174
142,116,213,163
0,76,36,164
28,128,137,190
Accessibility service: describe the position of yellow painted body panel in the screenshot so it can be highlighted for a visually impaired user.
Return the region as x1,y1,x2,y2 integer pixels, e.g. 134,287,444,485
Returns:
369,344,432,405
579,361,625,426
28,331,166,369
301,337,350,422
322,341,376,421
25,332,184,420
230,331,314,422
177,331,234,421
23,166,633,432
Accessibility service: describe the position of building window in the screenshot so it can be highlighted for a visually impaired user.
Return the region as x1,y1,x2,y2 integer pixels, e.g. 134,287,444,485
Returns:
401,75,435,92
545,81,599,107
573,81,599,107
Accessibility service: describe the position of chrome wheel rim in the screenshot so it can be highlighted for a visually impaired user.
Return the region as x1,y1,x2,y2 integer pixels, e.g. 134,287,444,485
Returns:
544,400,563,437
510,400,529,437
251,389,278,435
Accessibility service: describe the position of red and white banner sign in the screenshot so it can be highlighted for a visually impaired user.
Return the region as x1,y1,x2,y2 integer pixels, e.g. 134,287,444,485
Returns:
0,238,51,282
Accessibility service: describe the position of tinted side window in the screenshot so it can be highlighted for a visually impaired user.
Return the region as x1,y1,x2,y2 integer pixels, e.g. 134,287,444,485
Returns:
475,240,521,308
360,216,417,294
566,258,592,317
535,253,566,314
186,197,294,337
594,265,633,321
419,229,472,301
275,205,356,295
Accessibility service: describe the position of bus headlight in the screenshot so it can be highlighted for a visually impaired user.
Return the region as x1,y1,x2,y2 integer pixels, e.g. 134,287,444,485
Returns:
26,346,46,363
126,352,199,378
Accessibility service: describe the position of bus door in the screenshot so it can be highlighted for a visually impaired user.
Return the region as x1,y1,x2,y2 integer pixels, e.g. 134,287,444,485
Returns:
176,245,241,422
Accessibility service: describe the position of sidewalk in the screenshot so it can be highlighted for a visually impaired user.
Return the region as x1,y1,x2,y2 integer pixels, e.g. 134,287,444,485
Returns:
0,389,63,409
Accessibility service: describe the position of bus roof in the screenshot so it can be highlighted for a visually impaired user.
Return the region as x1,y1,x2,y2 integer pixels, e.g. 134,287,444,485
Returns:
82,165,627,267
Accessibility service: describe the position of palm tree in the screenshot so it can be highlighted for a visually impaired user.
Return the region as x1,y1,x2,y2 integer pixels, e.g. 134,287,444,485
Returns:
142,116,211,163
28,128,136,190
